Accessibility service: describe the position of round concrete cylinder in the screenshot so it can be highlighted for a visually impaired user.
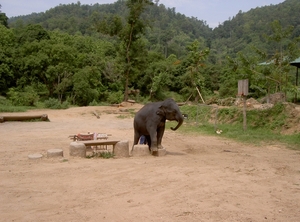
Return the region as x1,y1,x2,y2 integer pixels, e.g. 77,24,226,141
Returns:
47,148,63,158
69,142,86,158
114,140,129,157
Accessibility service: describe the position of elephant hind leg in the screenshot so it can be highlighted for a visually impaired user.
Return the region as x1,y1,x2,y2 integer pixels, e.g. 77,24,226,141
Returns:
131,132,141,152
133,132,140,145
145,135,151,150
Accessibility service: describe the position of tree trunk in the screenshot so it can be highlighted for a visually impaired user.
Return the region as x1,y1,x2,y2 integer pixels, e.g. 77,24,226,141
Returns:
124,70,129,101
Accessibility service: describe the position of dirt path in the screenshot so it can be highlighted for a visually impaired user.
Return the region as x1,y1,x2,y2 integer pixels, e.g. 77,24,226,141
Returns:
1,105,300,221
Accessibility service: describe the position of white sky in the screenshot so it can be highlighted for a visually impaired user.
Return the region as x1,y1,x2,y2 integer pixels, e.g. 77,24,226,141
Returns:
1,0,285,28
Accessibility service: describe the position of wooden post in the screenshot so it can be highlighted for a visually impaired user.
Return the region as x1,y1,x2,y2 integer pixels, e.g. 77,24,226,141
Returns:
295,67,298,103
238,79,249,131
196,87,205,104
243,95,247,131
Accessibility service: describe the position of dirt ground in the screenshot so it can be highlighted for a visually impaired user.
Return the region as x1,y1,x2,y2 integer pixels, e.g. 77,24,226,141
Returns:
1,103,300,222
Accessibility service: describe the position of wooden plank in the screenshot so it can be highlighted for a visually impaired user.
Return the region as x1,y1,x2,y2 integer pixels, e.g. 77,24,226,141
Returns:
78,140,120,146
238,79,249,96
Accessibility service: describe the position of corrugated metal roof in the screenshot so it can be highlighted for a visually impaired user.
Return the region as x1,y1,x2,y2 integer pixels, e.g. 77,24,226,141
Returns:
290,57,300,68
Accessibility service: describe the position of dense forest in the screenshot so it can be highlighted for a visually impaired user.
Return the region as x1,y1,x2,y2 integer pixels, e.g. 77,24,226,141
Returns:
0,0,300,107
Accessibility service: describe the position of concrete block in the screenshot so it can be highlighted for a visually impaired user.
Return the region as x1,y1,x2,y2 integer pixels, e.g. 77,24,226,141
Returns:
131,144,151,156
47,148,63,158
152,148,167,156
69,142,86,158
114,140,129,157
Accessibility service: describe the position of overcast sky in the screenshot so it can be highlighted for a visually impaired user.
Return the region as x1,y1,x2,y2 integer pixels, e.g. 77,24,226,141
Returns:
1,0,285,28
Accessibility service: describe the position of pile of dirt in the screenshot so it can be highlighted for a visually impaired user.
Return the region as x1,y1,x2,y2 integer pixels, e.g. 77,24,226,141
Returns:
220,96,300,134
281,103,300,134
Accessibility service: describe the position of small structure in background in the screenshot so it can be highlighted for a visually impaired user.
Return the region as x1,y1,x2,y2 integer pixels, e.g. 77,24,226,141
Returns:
290,57,300,103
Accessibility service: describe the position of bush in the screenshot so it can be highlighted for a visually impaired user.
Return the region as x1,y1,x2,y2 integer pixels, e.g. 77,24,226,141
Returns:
44,98,69,109
89,99,99,106
7,86,39,106
164,91,185,102
107,91,123,104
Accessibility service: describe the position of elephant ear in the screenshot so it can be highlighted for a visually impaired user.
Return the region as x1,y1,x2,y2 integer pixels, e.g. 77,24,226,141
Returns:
156,105,165,116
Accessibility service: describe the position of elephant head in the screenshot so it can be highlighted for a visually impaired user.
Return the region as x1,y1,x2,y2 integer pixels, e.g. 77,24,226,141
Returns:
156,99,184,131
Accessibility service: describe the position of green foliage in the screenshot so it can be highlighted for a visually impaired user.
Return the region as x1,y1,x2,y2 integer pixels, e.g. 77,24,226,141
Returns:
7,86,39,106
0,10,8,27
86,151,114,159
179,103,300,149
181,103,289,132
17,24,50,43
179,40,210,101
2,1,300,107
88,99,99,106
118,0,153,101
217,103,287,131
248,103,286,130
218,107,240,122
0,96,29,112
107,91,123,104
164,91,185,102
179,105,199,122
0,25,15,94
72,67,101,106
44,98,69,109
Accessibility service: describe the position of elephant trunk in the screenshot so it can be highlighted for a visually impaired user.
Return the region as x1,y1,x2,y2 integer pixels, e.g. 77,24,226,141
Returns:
170,114,184,131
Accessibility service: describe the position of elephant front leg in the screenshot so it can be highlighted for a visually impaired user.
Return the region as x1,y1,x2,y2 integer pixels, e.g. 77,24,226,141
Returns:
149,132,158,152
157,126,165,149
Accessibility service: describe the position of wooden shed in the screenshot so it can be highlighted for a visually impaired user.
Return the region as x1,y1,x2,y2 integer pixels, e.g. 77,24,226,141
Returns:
290,57,300,102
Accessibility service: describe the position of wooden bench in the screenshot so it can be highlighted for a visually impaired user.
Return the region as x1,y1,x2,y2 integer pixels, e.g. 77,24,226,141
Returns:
69,133,112,141
77,140,120,152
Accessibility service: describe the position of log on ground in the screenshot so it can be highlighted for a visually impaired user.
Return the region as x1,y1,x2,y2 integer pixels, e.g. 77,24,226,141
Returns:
0,114,49,122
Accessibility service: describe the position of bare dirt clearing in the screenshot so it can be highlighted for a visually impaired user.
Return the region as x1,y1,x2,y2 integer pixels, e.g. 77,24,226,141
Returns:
1,104,300,222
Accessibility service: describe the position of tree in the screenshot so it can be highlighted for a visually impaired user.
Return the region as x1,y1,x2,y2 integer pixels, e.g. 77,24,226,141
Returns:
0,25,15,94
222,20,300,100
72,66,101,105
94,0,153,101
180,40,209,101
17,24,50,43
0,4,8,28
120,0,153,101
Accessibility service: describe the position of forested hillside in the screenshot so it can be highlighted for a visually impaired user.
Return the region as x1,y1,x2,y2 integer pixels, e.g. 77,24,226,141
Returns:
1,0,300,107
8,1,212,59
212,0,300,57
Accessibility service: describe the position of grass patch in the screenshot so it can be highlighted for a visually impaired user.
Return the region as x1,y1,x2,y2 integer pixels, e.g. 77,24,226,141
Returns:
86,152,115,159
175,122,300,150
0,105,30,112
176,103,300,150
117,114,133,119
0,97,31,112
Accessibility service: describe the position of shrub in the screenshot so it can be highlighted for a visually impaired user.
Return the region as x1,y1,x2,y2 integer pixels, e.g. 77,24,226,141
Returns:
44,98,69,109
89,99,99,106
86,152,114,159
107,91,123,104
7,86,39,106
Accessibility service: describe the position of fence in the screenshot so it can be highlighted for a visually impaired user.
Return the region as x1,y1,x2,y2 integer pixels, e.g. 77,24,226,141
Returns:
196,104,219,131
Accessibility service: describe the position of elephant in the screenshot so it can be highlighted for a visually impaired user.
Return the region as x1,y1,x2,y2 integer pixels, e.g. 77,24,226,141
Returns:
132,98,184,153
